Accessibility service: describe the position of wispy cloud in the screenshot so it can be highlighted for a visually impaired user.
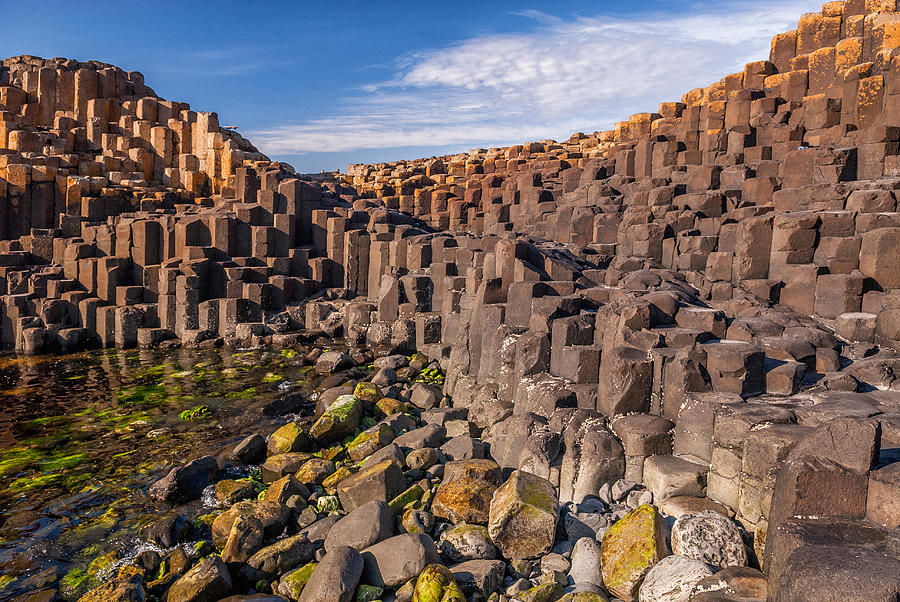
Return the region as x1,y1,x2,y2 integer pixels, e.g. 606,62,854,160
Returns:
249,0,823,161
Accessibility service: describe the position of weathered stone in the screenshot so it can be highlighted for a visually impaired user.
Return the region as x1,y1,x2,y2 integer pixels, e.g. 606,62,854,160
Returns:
438,524,498,562
433,459,502,525
487,470,559,559
360,533,440,588
325,500,394,551
671,511,747,569
638,555,713,602
336,459,406,512
450,559,506,598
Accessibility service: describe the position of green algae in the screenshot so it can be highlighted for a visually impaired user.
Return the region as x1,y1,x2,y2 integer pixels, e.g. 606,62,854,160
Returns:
179,405,212,421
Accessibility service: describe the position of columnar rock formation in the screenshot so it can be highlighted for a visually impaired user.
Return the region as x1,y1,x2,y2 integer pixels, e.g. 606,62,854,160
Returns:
2,0,900,597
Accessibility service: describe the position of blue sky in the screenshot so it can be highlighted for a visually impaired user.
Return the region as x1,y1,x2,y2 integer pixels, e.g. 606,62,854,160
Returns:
2,0,824,173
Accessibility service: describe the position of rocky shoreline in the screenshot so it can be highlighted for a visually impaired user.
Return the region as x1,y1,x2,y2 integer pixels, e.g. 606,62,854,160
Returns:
69,349,779,602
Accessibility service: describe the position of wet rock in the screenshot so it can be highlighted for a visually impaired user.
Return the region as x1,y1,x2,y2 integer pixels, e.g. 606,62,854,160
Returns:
361,533,440,588
450,559,506,598
298,546,363,602
143,513,188,548
433,459,502,525
148,455,218,503
600,504,669,602
637,555,713,602
671,511,747,569
412,564,466,602
233,434,267,464
439,524,498,562
310,395,363,444
167,556,232,602
263,392,307,417
245,533,316,580
316,351,354,374
325,500,394,551
267,422,314,455
77,566,146,602
336,459,406,512
487,470,559,559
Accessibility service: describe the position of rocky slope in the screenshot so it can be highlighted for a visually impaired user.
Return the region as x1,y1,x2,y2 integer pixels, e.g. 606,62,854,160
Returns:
1,0,900,600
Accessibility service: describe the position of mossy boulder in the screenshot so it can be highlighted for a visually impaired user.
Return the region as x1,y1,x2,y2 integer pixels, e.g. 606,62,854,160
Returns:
433,459,503,525
215,479,257,504
263,474,307,505
412,564,466,602
245,533,316,580
389,484,425,513
487,470,559,560
275,561,317,600
267,422,313,456
294,458,336,486
376,397,408,417
600,504,669,602
261,452,314,483
354,382,383,403
347,423,395,462
557,592,609,602
310,395,363,444
322,466,355,494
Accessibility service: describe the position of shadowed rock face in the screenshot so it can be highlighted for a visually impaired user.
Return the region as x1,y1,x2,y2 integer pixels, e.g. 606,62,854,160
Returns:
6,1,900,599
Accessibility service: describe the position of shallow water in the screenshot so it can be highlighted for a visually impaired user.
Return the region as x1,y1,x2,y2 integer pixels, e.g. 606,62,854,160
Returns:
0,345,332,599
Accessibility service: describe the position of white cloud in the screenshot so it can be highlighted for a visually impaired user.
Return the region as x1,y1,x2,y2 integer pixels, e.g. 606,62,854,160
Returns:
248,0,824,160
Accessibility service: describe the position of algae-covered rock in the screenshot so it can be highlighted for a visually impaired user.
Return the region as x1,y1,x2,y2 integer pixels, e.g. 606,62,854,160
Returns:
216,479,257,504
600,504,669,602
221,515,264,564
167,556,232,602
267,422,314,456
276,562,317,600
487,470,559,559
389,484,425,513
76,565,146,602
311,395,363,444
412,564,466,602
355,584,384,602
347,423,395,462
402,508,435,534
433,459,503,525
376,397,408,417
264,474,307,505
